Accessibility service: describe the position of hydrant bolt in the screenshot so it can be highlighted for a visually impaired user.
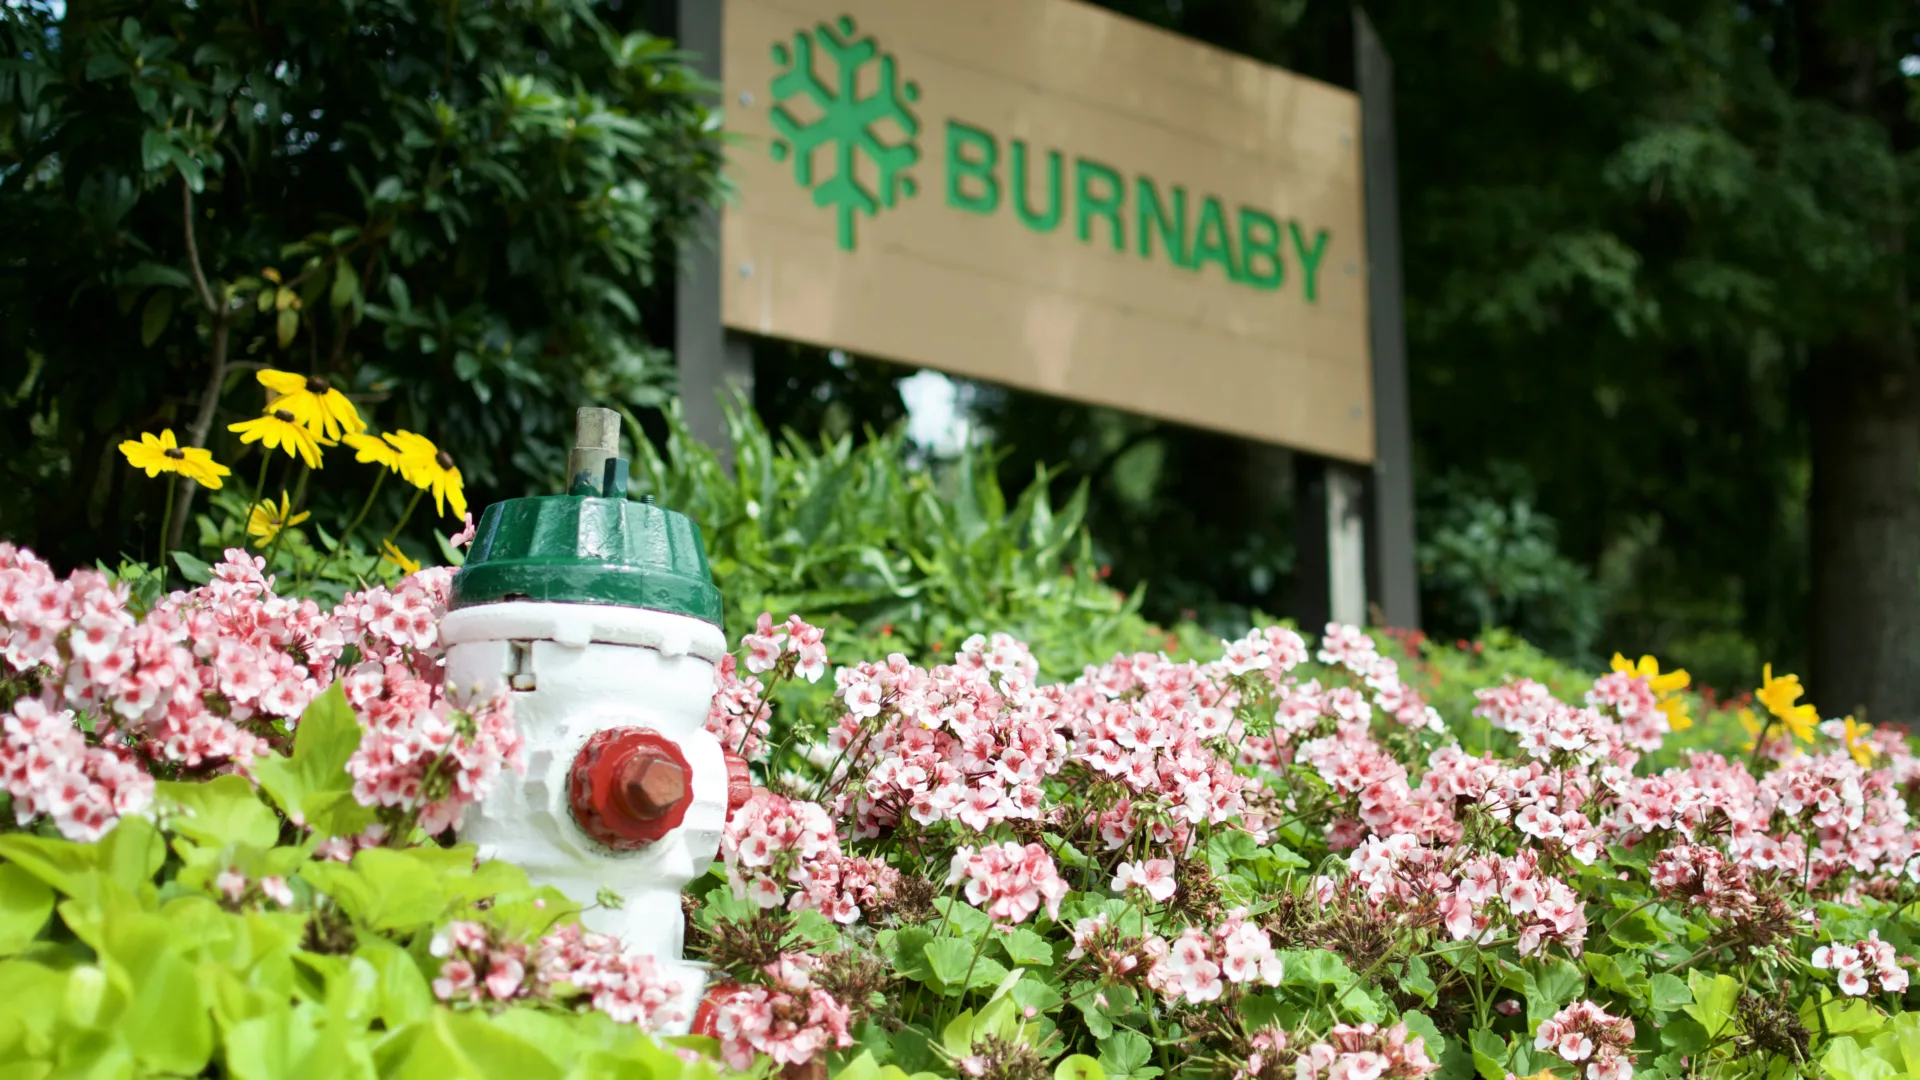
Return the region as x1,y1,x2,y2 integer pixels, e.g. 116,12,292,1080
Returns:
568,726,695,849
621,756,687,819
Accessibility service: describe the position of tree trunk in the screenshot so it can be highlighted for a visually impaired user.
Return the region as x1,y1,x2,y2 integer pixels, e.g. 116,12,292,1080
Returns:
1797,1,1920,722
1809,333,1920,722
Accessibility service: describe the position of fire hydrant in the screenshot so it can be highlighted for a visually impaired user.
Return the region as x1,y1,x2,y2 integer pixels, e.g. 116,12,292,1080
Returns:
441,407,752,1030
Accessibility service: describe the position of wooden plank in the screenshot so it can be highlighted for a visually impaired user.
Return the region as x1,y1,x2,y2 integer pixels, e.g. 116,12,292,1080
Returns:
721,0,1374,462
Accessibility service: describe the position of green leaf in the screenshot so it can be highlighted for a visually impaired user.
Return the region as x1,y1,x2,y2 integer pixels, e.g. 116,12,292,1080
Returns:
140,289,174,347
1650,971,1691,1012
1098,1031,1154,1080
171,550,212,584
155,775,281,849
1523,957,1585,1022
330,259,360,311
1400,1011,1447,1064
0,863,53,954
932,896,991,938
1582,951,1649,1003
276,306,299,348
1056,1056,1108,1080
1469,1029,1509,1080
1000,927,1053,966
889,927,936,984
923,938,977,989
1072,980,1116,1039
1281,949,1357,987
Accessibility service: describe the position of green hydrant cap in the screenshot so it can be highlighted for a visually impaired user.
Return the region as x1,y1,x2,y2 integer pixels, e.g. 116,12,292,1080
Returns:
446,408,724,626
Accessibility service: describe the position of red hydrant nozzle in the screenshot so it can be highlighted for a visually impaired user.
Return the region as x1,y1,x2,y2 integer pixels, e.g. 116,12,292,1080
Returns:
721,748,755,818
569,727,694,849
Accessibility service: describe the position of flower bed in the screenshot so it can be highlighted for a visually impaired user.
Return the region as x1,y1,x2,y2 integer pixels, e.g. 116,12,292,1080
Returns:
0,543,1915,1079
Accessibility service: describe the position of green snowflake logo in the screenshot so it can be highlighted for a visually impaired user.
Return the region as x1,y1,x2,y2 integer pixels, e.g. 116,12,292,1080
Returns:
768,15,921,252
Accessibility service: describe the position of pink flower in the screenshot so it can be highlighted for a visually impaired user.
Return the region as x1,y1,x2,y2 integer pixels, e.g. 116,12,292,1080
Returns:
1112,859,1178,903
215,868,247,902
945,841,1068,924
1535,1001,1634,1080
742,612,786,674
260,876,294,906
449,513,477,549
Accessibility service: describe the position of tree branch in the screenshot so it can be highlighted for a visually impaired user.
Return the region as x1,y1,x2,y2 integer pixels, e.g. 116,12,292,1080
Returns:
170,177,234,554
181,179,220,316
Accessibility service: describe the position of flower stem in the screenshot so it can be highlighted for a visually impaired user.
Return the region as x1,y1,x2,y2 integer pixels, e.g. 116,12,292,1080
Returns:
264,465,308,574
315,469,386,580
383,487,425,548
158,474,177,571
250,452,270,517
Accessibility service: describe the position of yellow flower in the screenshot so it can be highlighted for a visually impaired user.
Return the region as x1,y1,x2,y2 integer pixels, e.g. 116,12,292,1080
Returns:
380,540,420,576
118,428,230,489
343,432,403,472
1838,716,1877,767
229,408,324,470
1611,653,1693,732
257,369,365,445
1756,664,1820,743
384,430,467,519
246,491,311,549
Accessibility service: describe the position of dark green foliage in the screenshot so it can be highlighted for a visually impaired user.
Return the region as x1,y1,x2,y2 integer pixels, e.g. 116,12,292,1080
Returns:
629,398,1166,681
0,0,723,566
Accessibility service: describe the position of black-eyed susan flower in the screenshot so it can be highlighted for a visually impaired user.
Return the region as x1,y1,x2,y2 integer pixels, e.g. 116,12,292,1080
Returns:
118,429,231,489
380,539,420,575
246,491,311,548
384,430,467,519
229,408,324,470
258,369,365,444
343,432,403,472
1610,652,1692,732
1756,664,1819,743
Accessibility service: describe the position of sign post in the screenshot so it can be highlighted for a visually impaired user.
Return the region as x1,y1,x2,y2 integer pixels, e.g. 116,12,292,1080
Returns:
669,0,755,470
671,0,1419,629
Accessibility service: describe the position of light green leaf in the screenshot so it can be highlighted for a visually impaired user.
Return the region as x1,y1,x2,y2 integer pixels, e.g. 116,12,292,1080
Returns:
374,1009,563,1080
1056,1056,1107,1080
1681,970,1737,1036
156,775,281,850
0,864,54,954
1824,997,1889,1037
107,911,214,1075
254,685,375,839
1822,1036,1898,1080
355,938,435,1030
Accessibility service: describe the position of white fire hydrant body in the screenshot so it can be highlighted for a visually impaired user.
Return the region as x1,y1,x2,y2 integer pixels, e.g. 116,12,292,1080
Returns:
444,602,728,1029
441,406,744,1034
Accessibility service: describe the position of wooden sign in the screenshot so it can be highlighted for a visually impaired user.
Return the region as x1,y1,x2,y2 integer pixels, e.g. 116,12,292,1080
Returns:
720,0,1374,463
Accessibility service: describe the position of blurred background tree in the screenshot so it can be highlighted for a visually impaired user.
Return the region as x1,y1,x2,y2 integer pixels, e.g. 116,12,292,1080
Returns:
767,0,1918,716
0,0,722,567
